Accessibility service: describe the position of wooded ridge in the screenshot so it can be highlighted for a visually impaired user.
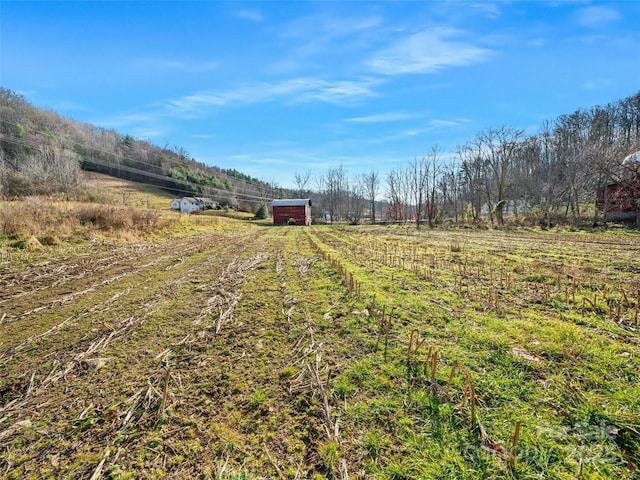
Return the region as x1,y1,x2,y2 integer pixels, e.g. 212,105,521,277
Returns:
0,88,284,210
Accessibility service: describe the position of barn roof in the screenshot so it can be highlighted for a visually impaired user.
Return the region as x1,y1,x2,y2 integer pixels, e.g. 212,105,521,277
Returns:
272,199,312,207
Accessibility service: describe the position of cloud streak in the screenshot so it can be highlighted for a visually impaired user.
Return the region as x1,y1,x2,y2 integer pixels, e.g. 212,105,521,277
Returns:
166,77,381,117
346,112,420,123
232,9,264,23
133,58,220,74
366,28,491,75
576,6,620,28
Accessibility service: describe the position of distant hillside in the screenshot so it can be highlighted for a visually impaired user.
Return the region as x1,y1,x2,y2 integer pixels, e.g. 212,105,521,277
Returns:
81,170,176,209
0,88,287,211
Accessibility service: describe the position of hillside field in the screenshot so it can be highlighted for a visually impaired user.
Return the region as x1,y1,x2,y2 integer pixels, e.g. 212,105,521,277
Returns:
1,211,639,479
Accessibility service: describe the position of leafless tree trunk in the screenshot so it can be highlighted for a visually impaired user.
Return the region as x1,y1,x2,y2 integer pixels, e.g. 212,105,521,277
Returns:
294,170,311,197
323,164,347,223
362,170,380,224
347,178,366,224
424,146,443,227
474,126,525,226
457,145,484,224
408,156,429,229
385,168,409,223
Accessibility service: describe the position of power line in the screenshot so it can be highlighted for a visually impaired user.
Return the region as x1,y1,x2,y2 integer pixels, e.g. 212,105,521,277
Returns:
0,130,274,204
0,118,282,199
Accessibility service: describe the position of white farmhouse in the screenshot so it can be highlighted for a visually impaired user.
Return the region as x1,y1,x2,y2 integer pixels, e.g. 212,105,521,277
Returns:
173,197,219,213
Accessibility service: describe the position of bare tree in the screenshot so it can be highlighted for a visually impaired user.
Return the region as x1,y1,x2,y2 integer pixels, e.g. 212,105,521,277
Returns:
347,177,366,224
407,157,427,229
361,169,380,224
323,164,347,223
439,164,456,222
470,126,525,225
456,144,484,223
424,146,443,227
554,112,591,226
293,170,312,197
385,167,409,223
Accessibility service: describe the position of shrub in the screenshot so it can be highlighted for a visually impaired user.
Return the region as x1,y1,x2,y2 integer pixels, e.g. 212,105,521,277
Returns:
0,203,30,236
129,208,161,231
75,205,132,230
74,205,161,232
254,204,267,220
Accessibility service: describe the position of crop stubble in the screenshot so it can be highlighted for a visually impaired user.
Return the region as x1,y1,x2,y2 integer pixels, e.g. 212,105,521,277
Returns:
1,224,639,479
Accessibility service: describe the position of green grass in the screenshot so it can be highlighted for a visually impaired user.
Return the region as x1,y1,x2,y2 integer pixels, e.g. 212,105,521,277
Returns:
1,221,639,479
300,225,640,479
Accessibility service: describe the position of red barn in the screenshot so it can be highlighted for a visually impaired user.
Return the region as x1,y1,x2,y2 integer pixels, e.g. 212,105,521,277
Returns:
596,178,640,221
272,199,312,226
596,151,640,222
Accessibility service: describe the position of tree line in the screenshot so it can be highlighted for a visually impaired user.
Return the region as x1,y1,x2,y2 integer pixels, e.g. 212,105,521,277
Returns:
300,91,640,228
3,86,639,226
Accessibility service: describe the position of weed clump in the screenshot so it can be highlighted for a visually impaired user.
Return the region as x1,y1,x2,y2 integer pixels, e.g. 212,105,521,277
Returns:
0,200,168,248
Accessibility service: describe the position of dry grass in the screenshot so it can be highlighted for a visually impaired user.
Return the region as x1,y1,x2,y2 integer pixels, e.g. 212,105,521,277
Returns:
0,198,169,246
74,204,161,231
79,171,175,209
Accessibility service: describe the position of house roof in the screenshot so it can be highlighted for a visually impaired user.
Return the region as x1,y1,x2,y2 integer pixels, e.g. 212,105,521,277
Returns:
182,197,215,204
622,151,640,166
272,199,312,207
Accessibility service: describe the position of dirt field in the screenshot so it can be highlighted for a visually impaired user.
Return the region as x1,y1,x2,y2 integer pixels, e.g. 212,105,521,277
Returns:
1,225,337,478
1,223,639,479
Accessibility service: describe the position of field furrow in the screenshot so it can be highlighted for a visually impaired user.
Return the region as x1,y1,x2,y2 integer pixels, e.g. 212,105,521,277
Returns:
1,222,639,479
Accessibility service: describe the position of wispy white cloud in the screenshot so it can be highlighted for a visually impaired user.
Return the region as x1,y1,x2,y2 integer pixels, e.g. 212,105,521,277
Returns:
292,78,381,104
133,58,220,74
166,77,381,117
366,28,491,75
91,76,380,138
94,112,161,129
362,118,468,144
183,61,220,74
89,112,169,141
346,112,420,123
470,3,502,19
279,13,383,42
247,156,291,166
132,128,165,139
580,78,613,91
576,6,620,28
269,13,383,74
526,37,547,47
428,119,468,128
192,133,219,139
232,9,263,23
51,99,92,113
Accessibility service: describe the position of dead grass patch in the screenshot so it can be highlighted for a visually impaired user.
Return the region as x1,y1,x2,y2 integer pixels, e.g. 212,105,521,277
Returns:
0,199,170,246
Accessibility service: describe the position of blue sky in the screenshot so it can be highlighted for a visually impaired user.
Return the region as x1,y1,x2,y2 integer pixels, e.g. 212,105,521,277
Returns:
2,1,640,189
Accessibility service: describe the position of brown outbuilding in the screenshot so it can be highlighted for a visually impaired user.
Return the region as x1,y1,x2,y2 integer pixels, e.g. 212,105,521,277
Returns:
272,199,312,226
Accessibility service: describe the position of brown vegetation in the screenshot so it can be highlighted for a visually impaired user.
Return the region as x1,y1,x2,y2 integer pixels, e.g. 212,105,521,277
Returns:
0,199,168,245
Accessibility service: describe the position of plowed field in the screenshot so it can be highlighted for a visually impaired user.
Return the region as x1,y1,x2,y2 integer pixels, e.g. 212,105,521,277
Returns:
1,223,639,479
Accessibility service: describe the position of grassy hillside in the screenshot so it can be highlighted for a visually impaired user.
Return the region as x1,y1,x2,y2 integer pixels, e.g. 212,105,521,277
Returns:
81,171,176,209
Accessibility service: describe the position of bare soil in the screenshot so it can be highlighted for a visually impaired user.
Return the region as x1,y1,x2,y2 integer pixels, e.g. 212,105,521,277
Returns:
0,226,352,478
